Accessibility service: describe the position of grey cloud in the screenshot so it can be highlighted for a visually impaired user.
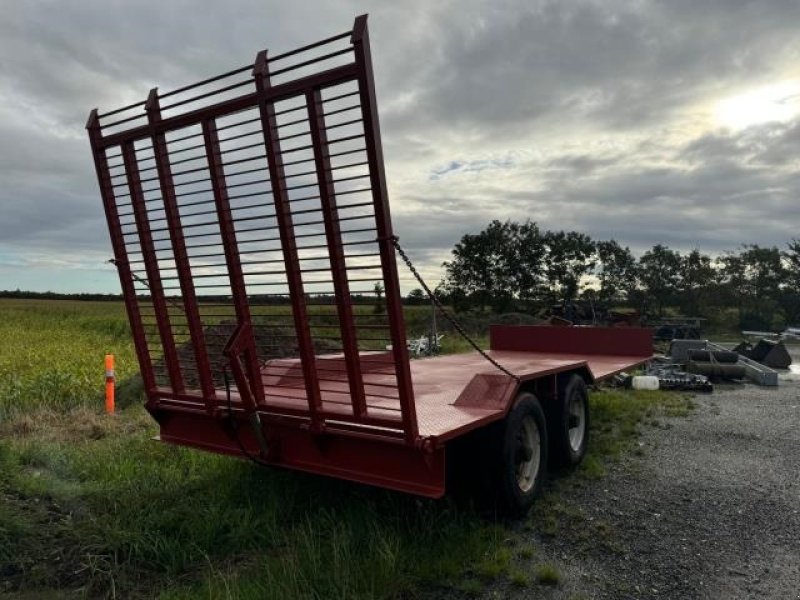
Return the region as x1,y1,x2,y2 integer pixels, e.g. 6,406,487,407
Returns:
383,0,800,137
1,1,800,292
547,154,620,175
391,114,800,261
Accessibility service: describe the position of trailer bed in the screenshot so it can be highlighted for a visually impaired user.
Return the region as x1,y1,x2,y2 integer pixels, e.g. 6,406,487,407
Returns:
253,324,651,442
258,347,649,441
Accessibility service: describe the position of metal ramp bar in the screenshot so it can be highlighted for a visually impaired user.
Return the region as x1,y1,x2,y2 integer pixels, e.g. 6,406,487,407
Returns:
253,50,324,430
86,112,157,394
307,86,368,418
352,16,418,443
145,90,217,407
121,141,186,395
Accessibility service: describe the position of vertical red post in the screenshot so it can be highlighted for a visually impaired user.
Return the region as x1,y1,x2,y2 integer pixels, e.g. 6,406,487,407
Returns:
253,50,323,428
122,140,185,394
146,89,217,409
105,353,115,414
86,110,157,397
201,117,265,408
351,15,418,442
306,88,367,417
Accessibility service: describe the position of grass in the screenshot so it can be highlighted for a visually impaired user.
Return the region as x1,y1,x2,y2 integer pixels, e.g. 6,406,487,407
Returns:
0,298,694,598
534,563,561,585
0,299,137,420
584,388,694,462
2,407,509,598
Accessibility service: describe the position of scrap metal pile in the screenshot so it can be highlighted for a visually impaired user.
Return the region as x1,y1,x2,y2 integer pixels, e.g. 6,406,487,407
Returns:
614,336,794,393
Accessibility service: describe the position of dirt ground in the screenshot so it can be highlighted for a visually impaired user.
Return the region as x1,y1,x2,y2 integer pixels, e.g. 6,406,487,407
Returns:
493,353,800,599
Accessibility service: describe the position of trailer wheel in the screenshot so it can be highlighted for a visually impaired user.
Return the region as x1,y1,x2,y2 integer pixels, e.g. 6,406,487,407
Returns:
549,373,589,469
497,392,548,516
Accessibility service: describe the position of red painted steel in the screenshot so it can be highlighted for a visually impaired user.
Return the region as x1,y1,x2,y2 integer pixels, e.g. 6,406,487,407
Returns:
121,141,186,394
97,64,358,149
307,87,368,418
87,16,654,498
201,118,266,410
145,90,217,407
88,15,415,441
490,325,653,357
86,111,157,395
253,50,323,428
155,410,446,497
351,15,418,443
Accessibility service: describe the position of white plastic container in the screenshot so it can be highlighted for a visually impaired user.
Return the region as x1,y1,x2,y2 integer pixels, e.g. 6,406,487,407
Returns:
631,375,659,390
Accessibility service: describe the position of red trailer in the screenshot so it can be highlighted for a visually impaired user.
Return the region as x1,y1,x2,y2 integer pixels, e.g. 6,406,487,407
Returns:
87,15,651,514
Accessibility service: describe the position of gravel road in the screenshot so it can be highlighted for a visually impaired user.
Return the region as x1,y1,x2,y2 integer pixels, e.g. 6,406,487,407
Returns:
493,354,800,599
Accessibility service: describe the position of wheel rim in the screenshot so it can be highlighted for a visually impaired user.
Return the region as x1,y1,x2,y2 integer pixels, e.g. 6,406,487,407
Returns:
568,392,586,453
515,416,541,493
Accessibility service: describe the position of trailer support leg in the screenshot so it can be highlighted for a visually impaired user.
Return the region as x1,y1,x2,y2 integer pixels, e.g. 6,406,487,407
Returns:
223,323,271,459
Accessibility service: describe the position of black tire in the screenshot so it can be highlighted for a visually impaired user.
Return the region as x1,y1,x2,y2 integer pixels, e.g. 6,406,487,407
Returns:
495,392,548,517
548,373,590,469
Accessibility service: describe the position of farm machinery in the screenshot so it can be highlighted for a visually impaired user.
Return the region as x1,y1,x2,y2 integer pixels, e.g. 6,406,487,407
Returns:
86,15,651,514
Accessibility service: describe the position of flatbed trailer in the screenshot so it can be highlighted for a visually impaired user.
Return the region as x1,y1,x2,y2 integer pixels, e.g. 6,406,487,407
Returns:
87,15,651,513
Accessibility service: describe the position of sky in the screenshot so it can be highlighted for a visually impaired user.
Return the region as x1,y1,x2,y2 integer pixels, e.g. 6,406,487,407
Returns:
1,0,799,293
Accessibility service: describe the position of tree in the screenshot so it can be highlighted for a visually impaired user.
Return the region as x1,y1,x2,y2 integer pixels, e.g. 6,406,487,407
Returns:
507,220,548,304
442,220,517,312
678,249,716,315
720,251,747,317
595,240,638,304
739,245,784,300
782,239,800,324
373,282,385,314
406,288,426,305
722,245,785,329
544,231,596,304
638,244,682,316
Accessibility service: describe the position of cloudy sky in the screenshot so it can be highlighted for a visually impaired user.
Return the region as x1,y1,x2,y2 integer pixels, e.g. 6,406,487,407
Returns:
1,0,799,293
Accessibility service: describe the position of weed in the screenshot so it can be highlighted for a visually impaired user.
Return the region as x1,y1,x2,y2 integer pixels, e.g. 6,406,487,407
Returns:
455,578,483,596
540,513,559,537
535,563,561,585
473,546,512,581
577,454,606,479
509,568,530,587
517,546,535,560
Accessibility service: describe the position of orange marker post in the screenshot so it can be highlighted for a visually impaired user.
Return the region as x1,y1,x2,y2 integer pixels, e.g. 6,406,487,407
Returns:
105,354,115,414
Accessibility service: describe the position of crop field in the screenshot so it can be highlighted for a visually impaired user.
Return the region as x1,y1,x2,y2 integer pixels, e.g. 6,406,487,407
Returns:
0,298,690,598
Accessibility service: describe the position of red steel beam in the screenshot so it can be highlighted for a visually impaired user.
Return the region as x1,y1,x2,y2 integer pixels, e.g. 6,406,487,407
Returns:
86,110,157,395
351,15,418,443
121,140,185,394
201,118,265,408
157,410,446,498
96,63,358,150
146,89,217,408
253,50,323,430
490,325,654,357
306,87,367,418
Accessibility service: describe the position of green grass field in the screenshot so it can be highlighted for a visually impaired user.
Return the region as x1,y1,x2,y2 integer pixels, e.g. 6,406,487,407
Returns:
0,298,691,598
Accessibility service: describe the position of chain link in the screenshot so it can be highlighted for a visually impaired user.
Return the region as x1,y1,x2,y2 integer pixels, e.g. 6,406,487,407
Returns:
109,258,189,316
390,236,521,383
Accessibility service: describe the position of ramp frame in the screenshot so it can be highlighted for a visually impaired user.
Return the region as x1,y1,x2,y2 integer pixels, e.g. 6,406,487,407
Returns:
87,15,418,444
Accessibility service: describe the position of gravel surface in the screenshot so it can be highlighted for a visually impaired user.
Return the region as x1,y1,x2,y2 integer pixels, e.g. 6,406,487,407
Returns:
490,352,800,599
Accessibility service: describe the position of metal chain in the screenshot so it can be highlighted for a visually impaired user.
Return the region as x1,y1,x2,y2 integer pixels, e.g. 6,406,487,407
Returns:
108,258,188,316
390,236,521,383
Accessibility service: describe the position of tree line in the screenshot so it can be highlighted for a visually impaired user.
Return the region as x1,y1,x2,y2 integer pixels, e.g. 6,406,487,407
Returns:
418,220,800,331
